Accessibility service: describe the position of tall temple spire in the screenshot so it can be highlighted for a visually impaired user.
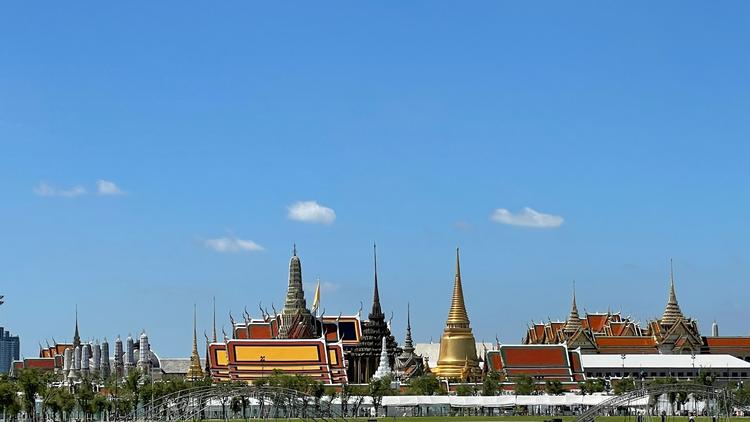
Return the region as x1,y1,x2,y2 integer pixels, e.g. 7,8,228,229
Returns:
564,281,582,333
349,244,399,383
73,305,81,348
403,302,414,354
434,248,479,380
370,243,383,319
212,296,217,343
278,245,314,338
186,304,204,380
661,259,685,325
446,248,470,329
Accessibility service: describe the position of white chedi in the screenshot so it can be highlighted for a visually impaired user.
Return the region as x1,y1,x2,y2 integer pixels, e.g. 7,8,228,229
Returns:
372,336,392,380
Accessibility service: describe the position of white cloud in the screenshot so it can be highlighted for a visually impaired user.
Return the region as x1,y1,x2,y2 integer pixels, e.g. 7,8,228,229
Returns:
204,236,264,253
490,207,564,228
96,180,124,195
321,281,339,292
455,220,471,231
287,201,336,225
33,182,87,198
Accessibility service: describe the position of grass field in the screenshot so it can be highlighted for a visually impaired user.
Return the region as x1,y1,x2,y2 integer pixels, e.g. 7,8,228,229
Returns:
201,417,748,422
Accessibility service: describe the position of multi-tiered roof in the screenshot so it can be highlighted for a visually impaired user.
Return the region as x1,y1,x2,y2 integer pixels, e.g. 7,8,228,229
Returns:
348,244,400,383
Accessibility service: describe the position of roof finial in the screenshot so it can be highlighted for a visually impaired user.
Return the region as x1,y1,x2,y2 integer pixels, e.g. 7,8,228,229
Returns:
403,302,414,352
456,247,461,279
293,243,297,256
370,242,383,318
73,304,81,348
212,296,217,343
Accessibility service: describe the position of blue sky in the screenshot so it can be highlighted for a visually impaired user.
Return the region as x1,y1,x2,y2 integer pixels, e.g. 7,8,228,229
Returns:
1,2,749,357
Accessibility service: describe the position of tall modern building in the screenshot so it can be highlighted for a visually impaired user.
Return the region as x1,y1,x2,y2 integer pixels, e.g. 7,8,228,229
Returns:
0,327,20,374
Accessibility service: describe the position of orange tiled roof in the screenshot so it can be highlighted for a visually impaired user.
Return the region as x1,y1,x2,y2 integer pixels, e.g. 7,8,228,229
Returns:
587,314,609,332
705,337,750,347
610,322,626,336
596,336,657,347
533,324,545,340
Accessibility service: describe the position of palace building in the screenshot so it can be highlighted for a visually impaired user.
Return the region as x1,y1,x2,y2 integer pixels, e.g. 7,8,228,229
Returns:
524,263,750,360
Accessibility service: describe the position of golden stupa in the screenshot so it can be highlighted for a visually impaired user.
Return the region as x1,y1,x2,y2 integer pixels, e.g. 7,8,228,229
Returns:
434,248,481,380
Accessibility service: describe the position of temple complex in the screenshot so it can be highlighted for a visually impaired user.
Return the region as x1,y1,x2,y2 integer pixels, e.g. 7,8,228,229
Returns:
525,262,750,360
13,311,161,382
434,249,481,380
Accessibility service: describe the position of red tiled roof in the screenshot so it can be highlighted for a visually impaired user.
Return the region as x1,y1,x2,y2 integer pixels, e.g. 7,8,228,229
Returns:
502,345,568,367
23,358,56,369
705,337,750,347
587,314,609,332
533,324,545,340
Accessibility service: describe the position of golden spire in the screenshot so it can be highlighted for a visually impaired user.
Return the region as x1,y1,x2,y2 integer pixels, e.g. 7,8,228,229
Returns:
434,248,480,380
446,248,470,328
661,259,684,325
186,304,204,380
564,281,582,333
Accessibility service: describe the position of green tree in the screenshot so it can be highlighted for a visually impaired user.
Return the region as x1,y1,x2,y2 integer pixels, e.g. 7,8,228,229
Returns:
75,379,96,421
44,387,62,422
409,374,441,396
122,369,142,418
0,377,20,421
323,386,337,417
613,377,636,395
339,382,352,416
350,385,368,417
455,384,474,396
544,380,565,395
58,388,76,422
697,369,715,386
230,395,248,418
580,378,606,395
481,371,501,396
369,375,394,416
16,369,48,422
513,375,534,395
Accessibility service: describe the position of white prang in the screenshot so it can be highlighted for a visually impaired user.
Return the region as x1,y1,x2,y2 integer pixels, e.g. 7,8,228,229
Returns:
372,336,392,380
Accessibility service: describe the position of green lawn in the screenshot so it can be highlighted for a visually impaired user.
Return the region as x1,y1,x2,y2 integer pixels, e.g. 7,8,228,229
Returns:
201,418,748,422
345,418,746,422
